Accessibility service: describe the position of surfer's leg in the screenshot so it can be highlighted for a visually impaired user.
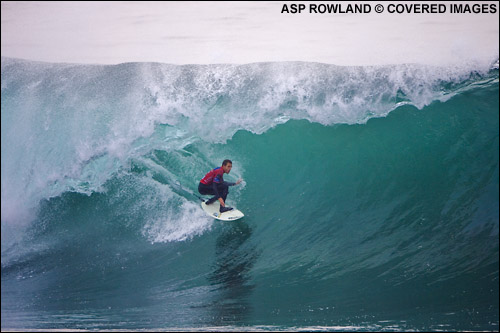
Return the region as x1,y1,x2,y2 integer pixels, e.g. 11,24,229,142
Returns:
198,182,209,195
206,183,229,205
199,183,217,204
205,194,219,205
215,183,233,212
219,183,229,202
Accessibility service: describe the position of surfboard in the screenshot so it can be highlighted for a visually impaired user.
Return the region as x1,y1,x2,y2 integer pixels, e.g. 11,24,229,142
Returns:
201,201,244,221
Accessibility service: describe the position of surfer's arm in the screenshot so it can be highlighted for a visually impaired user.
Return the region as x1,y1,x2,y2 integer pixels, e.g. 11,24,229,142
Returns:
223,178,242,186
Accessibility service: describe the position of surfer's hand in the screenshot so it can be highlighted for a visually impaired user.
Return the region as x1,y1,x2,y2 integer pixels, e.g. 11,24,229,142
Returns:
236,178,242,185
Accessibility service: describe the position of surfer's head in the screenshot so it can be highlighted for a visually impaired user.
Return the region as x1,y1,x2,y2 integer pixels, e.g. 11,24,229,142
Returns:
222,159,232,173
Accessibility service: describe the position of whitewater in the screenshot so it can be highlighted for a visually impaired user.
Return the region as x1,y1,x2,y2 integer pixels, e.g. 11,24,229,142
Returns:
1,57,499,331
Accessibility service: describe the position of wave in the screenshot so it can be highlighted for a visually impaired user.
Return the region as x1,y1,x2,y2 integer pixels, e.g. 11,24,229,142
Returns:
1,57,499,330
1,57,497,224
1,57,498,251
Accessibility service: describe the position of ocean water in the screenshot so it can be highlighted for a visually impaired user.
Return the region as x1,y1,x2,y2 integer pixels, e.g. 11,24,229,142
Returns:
1,57,498,331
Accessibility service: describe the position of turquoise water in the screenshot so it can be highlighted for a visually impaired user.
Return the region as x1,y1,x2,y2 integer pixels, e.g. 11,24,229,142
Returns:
1,57,498,331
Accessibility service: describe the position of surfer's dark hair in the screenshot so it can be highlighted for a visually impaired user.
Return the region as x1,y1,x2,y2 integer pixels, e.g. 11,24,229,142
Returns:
222,159,232,166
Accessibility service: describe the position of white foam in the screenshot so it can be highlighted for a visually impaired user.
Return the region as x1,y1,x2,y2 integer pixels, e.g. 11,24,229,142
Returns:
136,178,213,243
142,200,213,243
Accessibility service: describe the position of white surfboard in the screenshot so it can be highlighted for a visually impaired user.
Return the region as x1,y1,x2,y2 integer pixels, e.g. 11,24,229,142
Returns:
201,201,244,221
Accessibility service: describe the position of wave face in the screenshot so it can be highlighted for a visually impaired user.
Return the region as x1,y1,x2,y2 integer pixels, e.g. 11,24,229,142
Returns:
1,57,499,331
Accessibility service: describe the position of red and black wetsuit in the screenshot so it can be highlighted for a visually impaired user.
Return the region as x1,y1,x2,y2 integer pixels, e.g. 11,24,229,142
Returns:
198,167,235,203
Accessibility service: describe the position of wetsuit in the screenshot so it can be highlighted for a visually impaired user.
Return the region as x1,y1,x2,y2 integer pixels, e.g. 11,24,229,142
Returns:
198,167,235,203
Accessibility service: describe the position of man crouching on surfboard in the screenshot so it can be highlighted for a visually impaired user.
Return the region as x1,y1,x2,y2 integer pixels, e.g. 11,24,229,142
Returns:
198,159,242,213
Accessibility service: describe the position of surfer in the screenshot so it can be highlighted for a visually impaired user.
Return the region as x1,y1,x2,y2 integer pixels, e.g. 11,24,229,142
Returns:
198,159,242,213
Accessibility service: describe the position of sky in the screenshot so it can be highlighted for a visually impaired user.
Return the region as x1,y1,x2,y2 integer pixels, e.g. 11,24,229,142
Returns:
1,1,499,66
